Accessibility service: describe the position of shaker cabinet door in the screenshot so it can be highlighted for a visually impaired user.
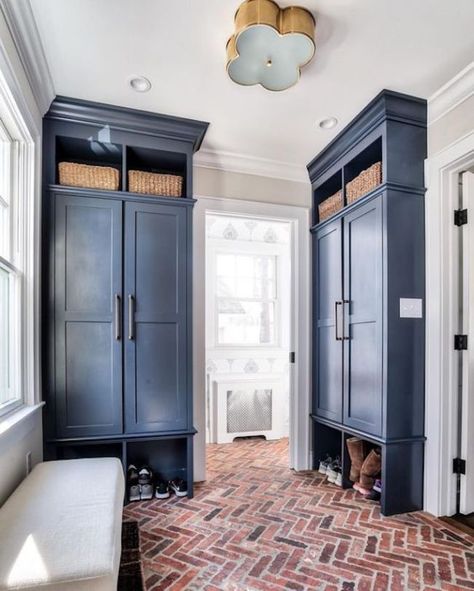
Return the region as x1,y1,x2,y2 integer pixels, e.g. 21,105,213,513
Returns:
124,202,188,433
54,194,123,437
313,220,343,422
343,199,383,436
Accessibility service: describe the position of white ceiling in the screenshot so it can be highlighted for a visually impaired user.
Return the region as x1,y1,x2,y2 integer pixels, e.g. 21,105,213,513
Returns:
30,0,474,180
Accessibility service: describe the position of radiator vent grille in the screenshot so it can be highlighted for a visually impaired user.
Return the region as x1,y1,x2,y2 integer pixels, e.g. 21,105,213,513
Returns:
226,388,272,433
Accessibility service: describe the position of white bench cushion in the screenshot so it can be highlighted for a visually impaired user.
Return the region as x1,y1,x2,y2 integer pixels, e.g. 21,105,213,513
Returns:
0,458,124,591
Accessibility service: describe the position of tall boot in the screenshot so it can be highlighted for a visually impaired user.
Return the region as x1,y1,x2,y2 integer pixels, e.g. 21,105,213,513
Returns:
359,448,381,491
346,437,366,482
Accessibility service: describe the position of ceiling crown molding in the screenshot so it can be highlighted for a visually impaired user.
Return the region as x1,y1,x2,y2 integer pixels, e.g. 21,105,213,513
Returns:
428,61,474,125
193,148,309,183
0,0,55,115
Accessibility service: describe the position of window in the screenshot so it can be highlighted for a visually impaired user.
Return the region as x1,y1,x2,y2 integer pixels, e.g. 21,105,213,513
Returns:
0,110,25,416
215,253,278,346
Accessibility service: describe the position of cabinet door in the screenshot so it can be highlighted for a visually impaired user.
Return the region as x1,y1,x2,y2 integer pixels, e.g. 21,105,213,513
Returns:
343,198,383,436
124,202,188,433
313,220,343,422
54,195,123,438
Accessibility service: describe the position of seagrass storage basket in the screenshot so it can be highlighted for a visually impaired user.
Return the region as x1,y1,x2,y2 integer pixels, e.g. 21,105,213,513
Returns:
318,190,343,222
346,162,382,204
128,170,183,197
58,162,119,191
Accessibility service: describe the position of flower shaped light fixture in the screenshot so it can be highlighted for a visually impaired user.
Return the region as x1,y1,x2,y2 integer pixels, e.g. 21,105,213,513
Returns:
226,0,316,92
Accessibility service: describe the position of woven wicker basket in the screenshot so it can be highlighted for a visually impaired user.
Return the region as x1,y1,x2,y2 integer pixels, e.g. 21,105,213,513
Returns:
318,190,343,222
58,162,119,191
346,162,382,204
128,170,183,197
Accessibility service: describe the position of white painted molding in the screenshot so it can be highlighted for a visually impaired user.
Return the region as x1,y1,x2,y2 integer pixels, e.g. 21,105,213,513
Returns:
424,130,474,517
194,148,310,184
0,0,54,115
428,61,474,125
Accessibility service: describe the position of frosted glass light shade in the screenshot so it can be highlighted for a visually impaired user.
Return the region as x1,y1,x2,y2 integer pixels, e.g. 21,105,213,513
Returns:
226,0,315,92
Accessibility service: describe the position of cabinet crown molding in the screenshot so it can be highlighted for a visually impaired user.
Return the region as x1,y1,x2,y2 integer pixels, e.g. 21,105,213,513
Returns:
307,89,427,184
45,95,210,152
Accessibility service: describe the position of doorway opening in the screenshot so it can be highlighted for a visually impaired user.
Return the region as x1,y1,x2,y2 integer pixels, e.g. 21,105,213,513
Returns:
205,213,292,464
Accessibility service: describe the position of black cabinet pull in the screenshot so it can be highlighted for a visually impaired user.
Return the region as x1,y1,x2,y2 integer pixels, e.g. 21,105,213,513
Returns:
342,299,350,340
114,294,121,340
128,294,135,340
335,301,343,340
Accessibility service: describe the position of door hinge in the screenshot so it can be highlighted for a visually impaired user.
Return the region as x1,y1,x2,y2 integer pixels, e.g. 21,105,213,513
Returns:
453,457,466,475
454,208,468,226
454,334,468,350
289,352,296,364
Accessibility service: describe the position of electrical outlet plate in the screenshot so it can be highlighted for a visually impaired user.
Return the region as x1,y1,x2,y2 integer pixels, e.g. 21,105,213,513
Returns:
400,298,423,318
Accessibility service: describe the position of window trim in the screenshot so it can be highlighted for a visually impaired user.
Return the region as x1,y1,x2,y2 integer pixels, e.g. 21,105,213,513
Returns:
0,68,37,420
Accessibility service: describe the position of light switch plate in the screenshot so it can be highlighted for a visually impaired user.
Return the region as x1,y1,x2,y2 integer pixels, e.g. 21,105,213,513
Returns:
400,298,423,318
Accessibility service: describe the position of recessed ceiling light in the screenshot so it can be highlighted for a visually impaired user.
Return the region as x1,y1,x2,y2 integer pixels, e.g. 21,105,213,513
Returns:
318,117,338,130
129,76,152,93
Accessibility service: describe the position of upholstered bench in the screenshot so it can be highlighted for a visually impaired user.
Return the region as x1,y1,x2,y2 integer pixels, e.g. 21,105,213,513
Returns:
0,458,124,591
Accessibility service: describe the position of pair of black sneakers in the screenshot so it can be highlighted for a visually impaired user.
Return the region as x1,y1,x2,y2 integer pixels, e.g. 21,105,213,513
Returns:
127,464,188,502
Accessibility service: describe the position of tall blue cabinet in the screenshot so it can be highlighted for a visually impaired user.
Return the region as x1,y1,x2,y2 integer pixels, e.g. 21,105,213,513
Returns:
308,91,426,515
42,97,208,497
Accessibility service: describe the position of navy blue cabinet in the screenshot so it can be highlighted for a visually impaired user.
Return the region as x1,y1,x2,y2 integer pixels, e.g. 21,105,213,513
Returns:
124,202,189,433
42,98,208,496
54,194,123,438
343,198,383,436
313,220,343,423
308,90,426,515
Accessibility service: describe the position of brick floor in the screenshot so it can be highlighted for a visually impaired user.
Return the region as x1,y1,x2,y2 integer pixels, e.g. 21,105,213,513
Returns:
123,437,474,590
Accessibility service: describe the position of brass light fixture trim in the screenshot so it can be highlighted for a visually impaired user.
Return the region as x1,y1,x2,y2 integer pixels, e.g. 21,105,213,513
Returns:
226,0,316,91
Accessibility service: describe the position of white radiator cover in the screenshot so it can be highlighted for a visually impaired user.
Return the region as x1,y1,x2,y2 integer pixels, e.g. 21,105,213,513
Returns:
211,375,284,443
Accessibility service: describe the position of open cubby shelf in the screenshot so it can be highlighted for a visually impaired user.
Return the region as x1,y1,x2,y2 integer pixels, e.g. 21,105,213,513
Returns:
312,416,424,516
55,135,188,197
312,136,384,226
48,432,194,500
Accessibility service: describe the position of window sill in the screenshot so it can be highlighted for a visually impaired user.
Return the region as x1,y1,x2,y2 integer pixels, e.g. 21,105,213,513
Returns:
0,402,44,442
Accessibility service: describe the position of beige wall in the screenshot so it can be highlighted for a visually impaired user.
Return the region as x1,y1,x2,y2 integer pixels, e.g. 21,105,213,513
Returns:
0,410,43,505
194,166,311,207
428,94,474,155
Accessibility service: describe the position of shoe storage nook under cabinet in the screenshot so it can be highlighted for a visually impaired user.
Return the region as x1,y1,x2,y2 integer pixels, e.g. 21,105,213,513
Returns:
308,90,426,516
42,97,209,498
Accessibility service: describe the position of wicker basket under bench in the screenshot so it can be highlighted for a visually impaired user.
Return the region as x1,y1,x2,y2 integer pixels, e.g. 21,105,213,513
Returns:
58,162,120,191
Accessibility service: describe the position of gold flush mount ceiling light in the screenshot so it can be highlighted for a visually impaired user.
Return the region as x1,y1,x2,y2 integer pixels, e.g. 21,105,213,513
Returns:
226,0,316,92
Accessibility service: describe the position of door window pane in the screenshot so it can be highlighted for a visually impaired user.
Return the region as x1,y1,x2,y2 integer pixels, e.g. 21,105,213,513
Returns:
217,299,275,345
216,254,276,299
216,253,277,346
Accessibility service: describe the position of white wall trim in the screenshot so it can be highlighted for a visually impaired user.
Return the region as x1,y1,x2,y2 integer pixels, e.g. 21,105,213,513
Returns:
194,149,309,184
0,4,43,411
425,130,474,517
428,61,474,125
0,0,54,116
193,196,311,481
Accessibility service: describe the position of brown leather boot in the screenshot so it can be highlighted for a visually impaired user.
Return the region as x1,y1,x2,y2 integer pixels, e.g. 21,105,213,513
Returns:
359,448,381,490
346,437,366,482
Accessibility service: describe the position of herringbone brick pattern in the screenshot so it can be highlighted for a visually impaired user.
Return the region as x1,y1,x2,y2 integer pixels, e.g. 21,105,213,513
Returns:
123,438,474,590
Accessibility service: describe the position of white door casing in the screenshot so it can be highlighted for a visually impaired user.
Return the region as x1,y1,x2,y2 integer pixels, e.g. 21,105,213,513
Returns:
425,132,474,517
460,170,474,515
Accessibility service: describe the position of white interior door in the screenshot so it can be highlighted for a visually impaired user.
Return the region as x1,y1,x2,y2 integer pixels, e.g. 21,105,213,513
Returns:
460,170,474,515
